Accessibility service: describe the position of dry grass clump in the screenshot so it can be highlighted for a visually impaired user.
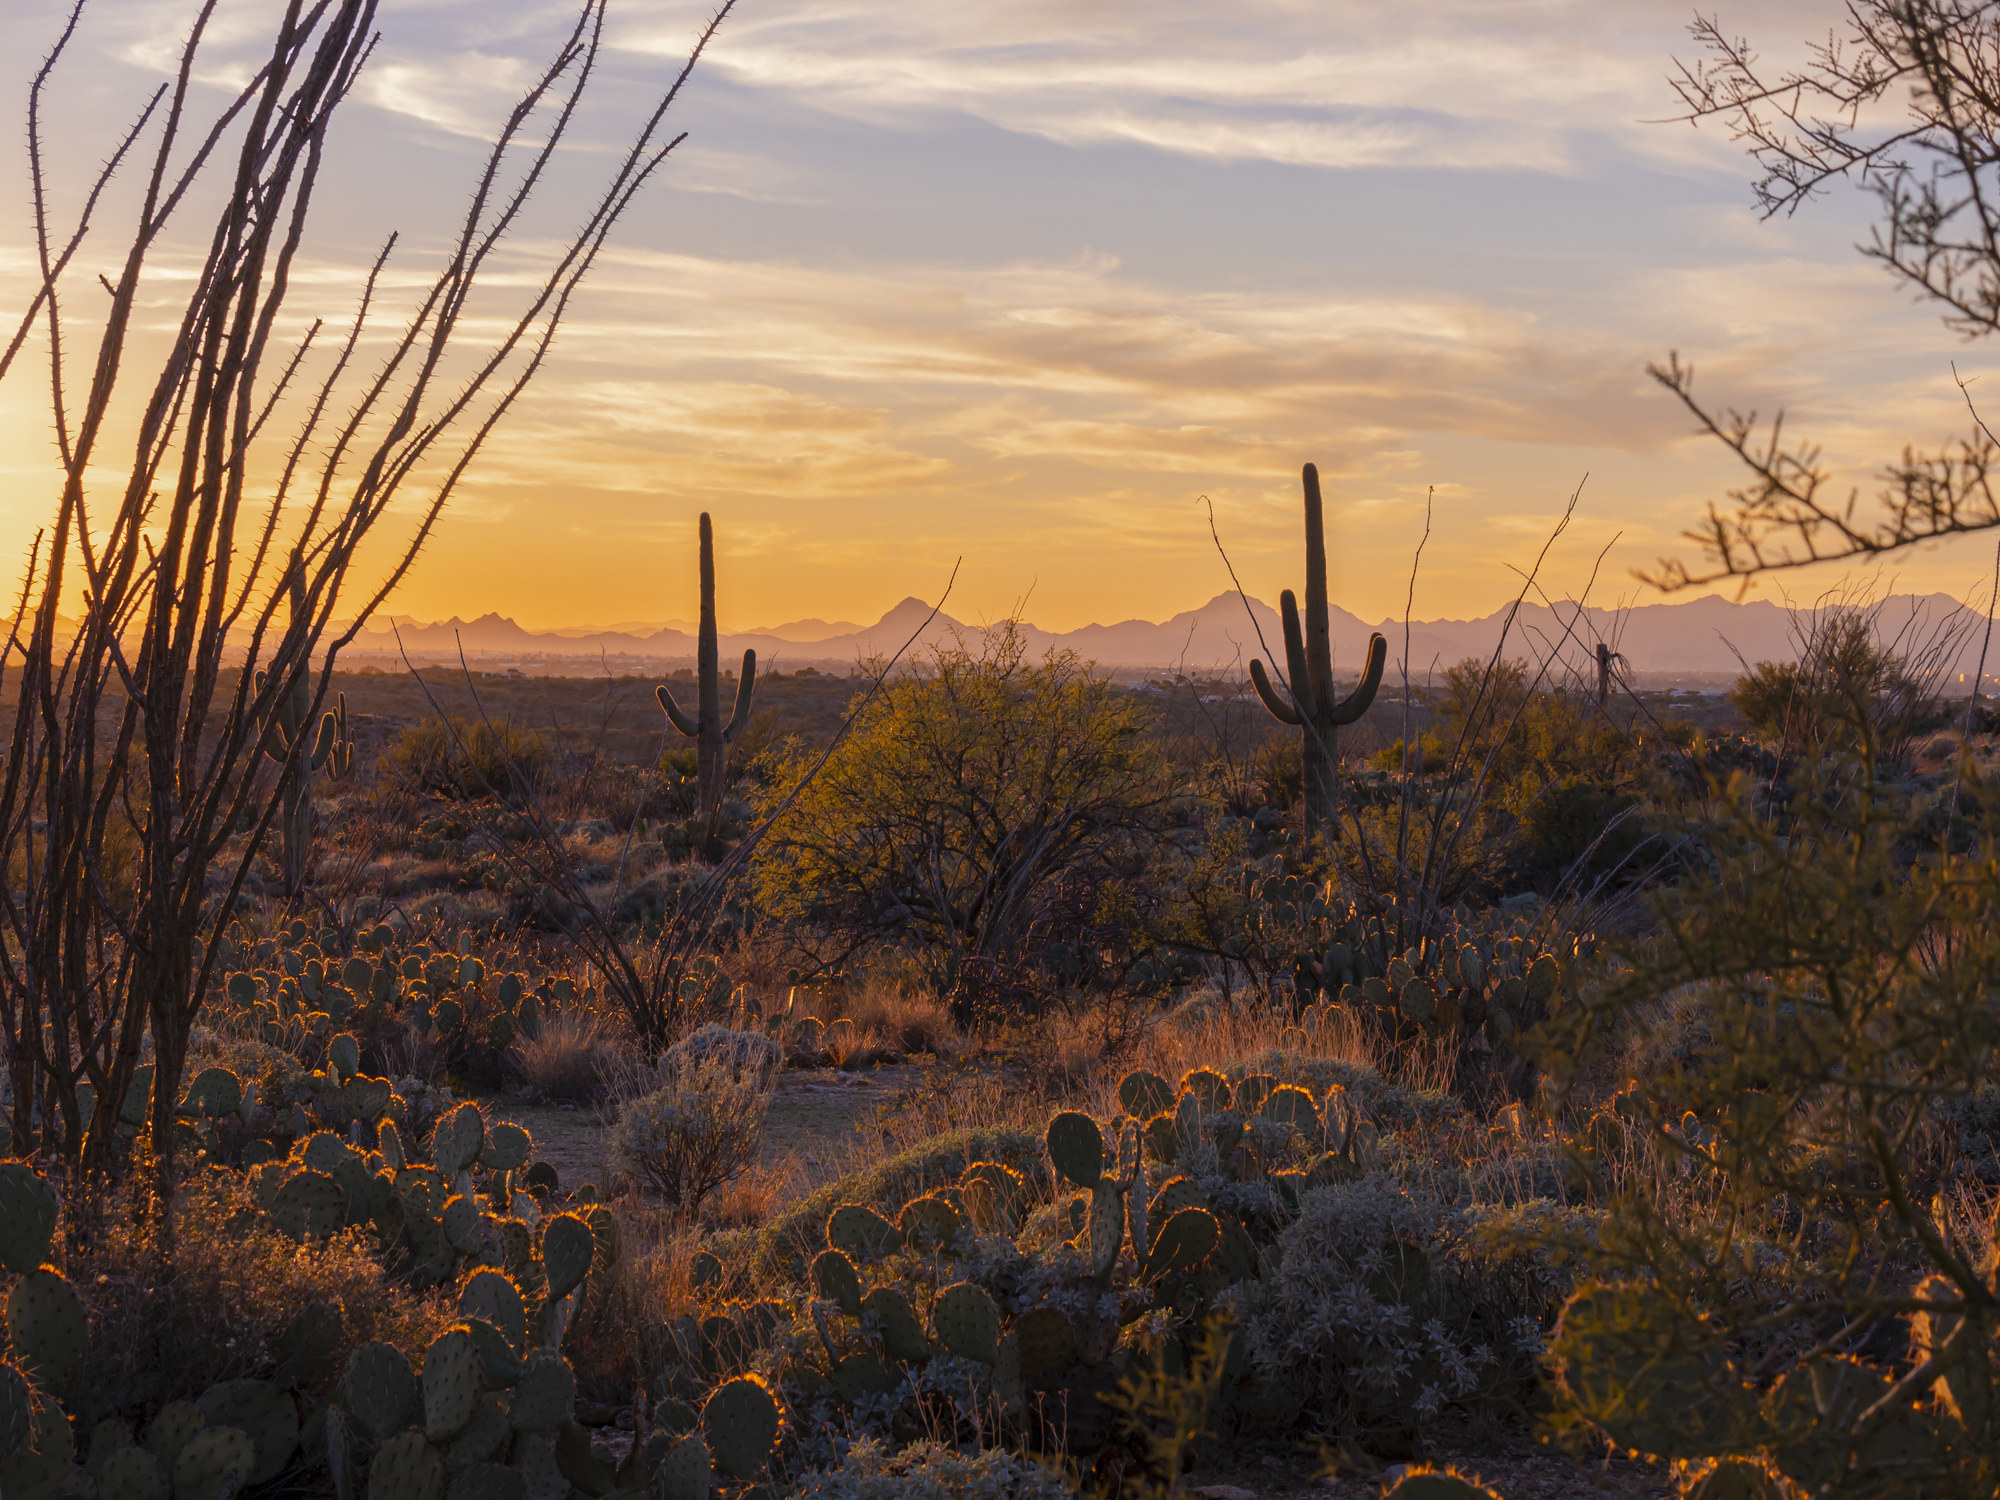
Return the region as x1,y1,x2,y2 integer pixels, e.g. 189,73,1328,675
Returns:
564,1215,705,1399
511,1008,626,1102
834,981,958,1056
64,1171,453,1429
694,1148,811,1231
866,1059,1050,1158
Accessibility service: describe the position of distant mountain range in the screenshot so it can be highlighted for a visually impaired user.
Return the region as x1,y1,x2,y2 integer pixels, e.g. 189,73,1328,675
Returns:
342,589,2000,683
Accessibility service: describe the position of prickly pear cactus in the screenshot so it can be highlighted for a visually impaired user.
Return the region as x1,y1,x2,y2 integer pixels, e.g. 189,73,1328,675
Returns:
932,1283,1001,1366
0,1360,30,1461
859,1288,929,1364
171,1424,256,1500
431,1104,485,1180
826,1205,901,1262
1118,1070,1175,1120
0,1397,73,1500
145,1404,204,1467
458,1272,527,1356
97,1444,171,1500
538,1215,594,1301
422,1328,483,1441
811,1249,863,1317
653,1433,710,1500
1551,1282,1743,1461
343,1343,417,1441
699,1376,781,1481
1146,1207,1220,1278
7,1267,87,1383
957,1161,1024,1234
1046,1112,1103,1188
1384,1470,1505,1500
366,1431,444,1500
507,1351,575,1432
192,1380,298,1483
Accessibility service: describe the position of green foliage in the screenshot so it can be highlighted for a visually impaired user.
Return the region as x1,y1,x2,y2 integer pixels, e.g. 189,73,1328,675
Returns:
1235,1175,1559,1451
382,718,552,804
753,623,1170,1008
1094,1313,1234,1498
1728,607,1946,762
1535,745,2000,1496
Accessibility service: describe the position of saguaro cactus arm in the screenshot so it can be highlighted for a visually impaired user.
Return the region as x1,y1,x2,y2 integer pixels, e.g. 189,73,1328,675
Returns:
1330,633,1389,725
721,649,757,744
1248,655,1301,725
659,649,757,742
656,683,699,737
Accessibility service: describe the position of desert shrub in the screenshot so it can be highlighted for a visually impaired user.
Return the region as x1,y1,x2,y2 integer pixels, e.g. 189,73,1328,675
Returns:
1234,1176,1556,1452
381,714,553,802
609,1046,774,1211
665,1021,783,1079
1728,606,1953,764
754,623,1171,1007
62,1172,453,1429
1536,746,2000,1494
753,1125,1046,1281
791,1437,1071,1500
510,1007,625,1102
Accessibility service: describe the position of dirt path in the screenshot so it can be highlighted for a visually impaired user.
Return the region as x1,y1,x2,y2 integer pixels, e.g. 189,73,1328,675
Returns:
482,1064,929,1196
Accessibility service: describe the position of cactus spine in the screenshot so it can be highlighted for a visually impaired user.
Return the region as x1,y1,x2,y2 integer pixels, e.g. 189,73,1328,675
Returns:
655,513,756,861
1249,463,1388,834
258,565,355,898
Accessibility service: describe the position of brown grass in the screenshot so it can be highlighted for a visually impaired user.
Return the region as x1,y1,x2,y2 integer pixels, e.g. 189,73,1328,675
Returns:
62,1172,453,1429
565,1212,705,1400
510,1008,627,1103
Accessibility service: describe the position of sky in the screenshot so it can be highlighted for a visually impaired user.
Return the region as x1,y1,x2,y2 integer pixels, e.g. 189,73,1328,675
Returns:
3,0,1999,635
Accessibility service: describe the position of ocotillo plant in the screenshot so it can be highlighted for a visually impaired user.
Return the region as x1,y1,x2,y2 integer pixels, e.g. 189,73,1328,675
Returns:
1249,464,1387,834
657,513,757,860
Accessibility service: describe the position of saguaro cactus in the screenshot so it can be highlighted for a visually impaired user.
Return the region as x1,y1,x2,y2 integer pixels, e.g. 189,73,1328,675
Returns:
657,513,756,860
1249,463,1387,834
258,573,355,898
1594,642,1625,707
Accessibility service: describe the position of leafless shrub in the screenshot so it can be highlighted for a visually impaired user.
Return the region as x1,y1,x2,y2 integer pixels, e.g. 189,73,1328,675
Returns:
607,1049,773,1213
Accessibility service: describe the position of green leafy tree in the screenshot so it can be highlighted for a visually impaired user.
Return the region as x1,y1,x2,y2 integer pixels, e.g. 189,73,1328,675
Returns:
753,624,1170,1002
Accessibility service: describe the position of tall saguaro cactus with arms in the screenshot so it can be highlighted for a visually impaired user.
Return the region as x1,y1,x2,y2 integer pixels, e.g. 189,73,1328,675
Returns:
1249,463,1388,835
657,512,757,860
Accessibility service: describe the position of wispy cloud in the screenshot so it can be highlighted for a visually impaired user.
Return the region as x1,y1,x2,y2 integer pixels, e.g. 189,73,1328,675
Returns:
1,0,1993,632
